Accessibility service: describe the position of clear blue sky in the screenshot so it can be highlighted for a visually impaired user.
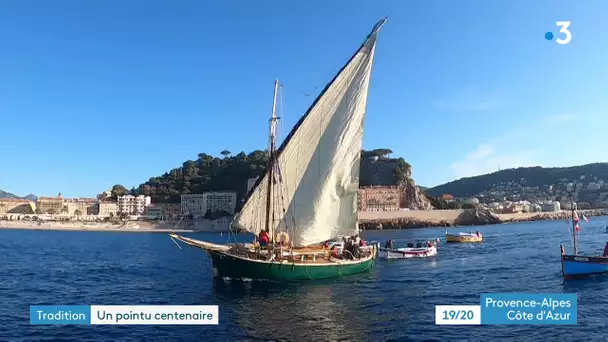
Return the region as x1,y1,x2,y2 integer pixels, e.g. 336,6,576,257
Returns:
1,1,607,198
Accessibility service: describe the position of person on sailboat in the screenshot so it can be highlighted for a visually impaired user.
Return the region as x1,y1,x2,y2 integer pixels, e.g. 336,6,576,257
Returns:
258,230,270,247
603,242,608,257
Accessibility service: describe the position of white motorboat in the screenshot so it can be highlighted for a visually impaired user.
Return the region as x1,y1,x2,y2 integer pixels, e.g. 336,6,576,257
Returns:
378,240,438,259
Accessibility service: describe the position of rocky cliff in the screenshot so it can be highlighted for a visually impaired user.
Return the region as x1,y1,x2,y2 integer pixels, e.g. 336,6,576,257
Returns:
359,149,434,210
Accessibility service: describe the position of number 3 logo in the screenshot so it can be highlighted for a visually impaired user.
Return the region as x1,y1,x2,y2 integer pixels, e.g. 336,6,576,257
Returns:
556,21,572,45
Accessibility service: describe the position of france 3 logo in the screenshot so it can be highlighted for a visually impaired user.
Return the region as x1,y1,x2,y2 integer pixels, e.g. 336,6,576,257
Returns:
545,21,572,45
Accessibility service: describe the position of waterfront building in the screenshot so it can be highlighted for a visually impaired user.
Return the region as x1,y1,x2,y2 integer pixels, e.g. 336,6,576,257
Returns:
161,203,181,219
0,198,35,215
181,194,206,217
542,201,561,212
441,194,455,201
204,191,237,215
503,204,524,213
117,195,151,215
181,192,238,216
98,202,119,217
36,193,64,214
358,186,400,211
64,198,97,216
144,205,163,219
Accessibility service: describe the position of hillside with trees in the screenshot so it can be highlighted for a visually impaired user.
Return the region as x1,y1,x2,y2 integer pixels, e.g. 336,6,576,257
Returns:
128,148,434,209
427,163,608,207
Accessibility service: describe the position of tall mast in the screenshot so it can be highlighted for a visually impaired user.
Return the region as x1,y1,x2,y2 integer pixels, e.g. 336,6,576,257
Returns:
571,196,578,254
264,79,280,241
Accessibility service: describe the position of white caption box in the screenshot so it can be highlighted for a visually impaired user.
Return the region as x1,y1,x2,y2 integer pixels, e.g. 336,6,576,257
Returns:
91,305,219,325
435,305,481,325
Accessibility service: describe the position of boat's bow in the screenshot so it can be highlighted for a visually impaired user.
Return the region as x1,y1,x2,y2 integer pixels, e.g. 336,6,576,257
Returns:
169,233,232,252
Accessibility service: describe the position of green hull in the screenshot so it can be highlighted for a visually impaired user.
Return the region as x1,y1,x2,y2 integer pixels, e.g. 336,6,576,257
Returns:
208,250,376,281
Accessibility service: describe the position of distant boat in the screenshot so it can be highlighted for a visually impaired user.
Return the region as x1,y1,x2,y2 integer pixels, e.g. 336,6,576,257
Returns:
560,200,608,280
445,230,483,243
378,239,437,259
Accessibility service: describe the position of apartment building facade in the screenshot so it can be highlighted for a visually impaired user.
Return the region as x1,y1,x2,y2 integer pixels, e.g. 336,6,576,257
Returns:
64,198,97,216
204,191,237,215
36,194,64,214
181,192,237,217
181,194,206,217
117,195,151,215
98,202,119,217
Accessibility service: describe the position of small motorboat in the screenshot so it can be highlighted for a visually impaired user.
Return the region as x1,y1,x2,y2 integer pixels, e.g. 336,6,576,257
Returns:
445,230,483,243
378,239,438,259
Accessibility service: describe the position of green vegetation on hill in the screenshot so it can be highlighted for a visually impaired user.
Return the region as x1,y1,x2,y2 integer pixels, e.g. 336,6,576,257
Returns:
428,163,608,200
128,148,418,206
132,150,268,204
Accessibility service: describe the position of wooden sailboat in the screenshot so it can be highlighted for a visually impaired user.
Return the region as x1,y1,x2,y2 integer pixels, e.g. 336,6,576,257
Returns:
560,197,608,280
170,18,387,280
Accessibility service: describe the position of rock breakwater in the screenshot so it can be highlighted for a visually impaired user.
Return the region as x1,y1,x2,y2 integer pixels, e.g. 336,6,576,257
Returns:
358,209,608,230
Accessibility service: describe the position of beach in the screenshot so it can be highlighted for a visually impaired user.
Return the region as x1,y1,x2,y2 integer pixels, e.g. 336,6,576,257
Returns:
0,220,194,233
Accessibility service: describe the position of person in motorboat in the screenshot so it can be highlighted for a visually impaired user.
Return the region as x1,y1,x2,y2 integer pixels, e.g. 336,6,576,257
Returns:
384,239,395,249
407,240,414,248
476,230,480,237
426,241,433,248
603,242,608,257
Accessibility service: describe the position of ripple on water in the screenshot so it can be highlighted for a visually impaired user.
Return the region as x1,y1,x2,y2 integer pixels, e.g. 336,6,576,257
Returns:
2,219,608,340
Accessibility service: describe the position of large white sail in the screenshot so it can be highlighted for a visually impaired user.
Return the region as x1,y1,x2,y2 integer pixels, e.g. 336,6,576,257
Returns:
233,19,385,246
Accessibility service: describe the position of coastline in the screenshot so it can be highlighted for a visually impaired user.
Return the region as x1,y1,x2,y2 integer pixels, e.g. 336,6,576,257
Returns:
2,209,607,233
0,220,194,233
358,209,608,230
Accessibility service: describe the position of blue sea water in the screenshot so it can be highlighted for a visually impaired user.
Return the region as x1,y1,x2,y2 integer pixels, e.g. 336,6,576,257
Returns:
2,217,608,341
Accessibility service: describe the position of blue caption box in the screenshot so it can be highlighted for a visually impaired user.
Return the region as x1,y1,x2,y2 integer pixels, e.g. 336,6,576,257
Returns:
30,305,91,325
480,293,577,325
